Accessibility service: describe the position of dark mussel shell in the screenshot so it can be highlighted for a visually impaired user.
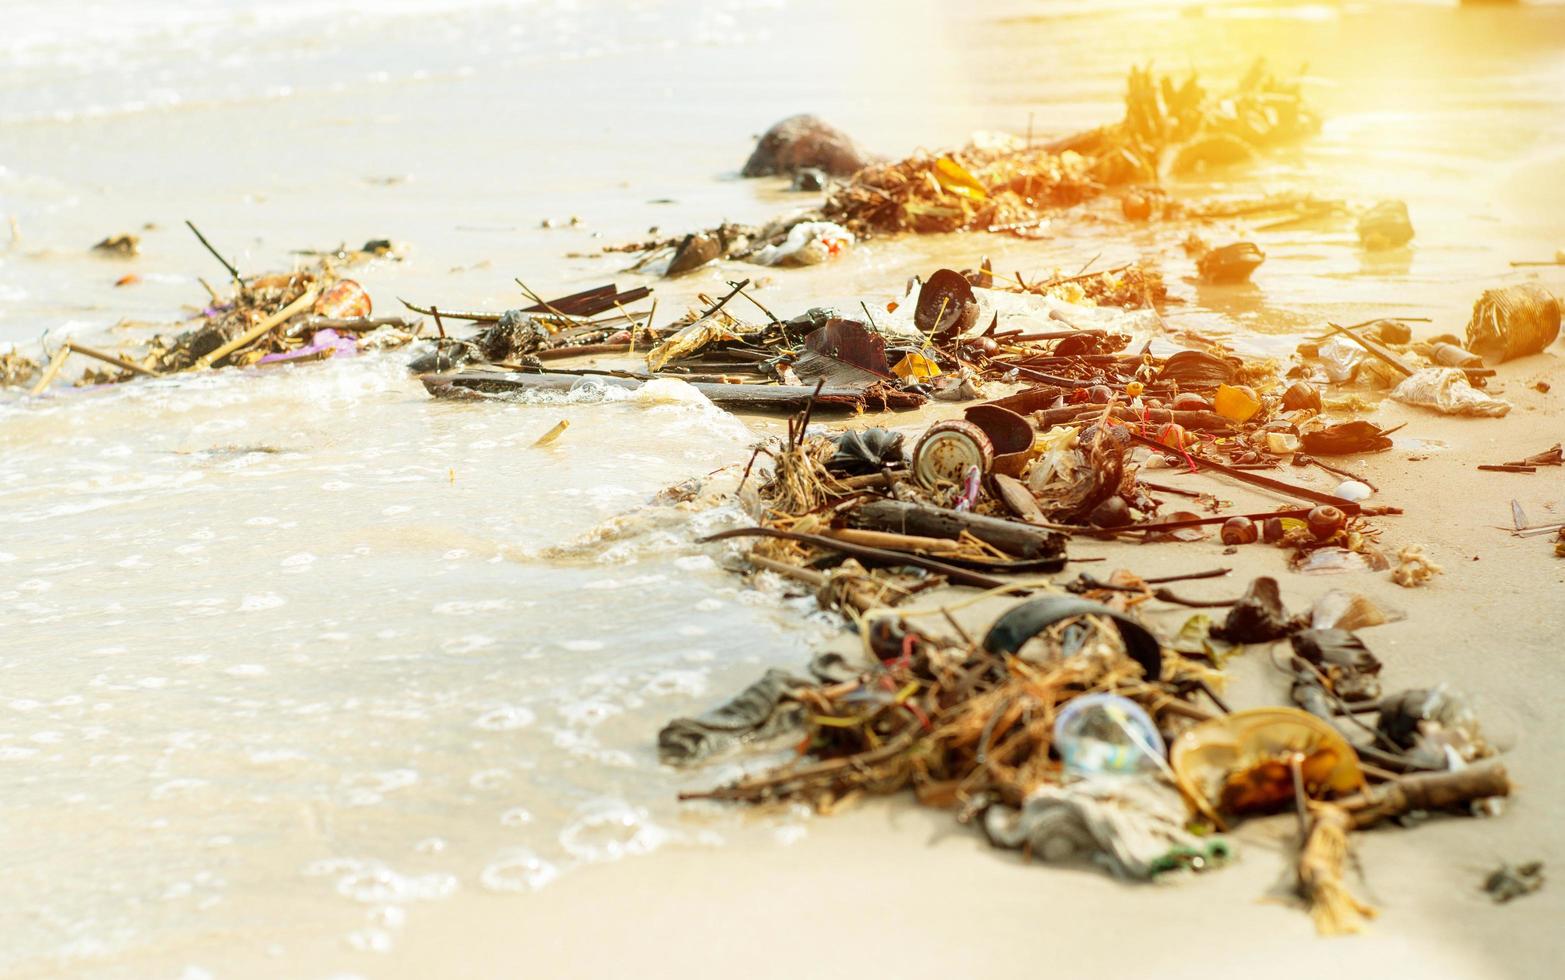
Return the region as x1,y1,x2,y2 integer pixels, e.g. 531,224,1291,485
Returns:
916,268,980,341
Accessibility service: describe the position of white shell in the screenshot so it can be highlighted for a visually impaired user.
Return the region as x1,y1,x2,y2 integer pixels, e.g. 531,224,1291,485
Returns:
1334,479,1373,502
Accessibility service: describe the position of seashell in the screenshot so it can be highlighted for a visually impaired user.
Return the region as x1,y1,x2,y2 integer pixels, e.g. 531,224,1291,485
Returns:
1281,381,1321,413
1333,480,1373,502
314,279,372,319
1307,505,1347,539
1221,516,1258,545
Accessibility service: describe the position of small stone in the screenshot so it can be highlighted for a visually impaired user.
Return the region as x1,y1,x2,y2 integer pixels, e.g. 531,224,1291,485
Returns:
742,115,875,178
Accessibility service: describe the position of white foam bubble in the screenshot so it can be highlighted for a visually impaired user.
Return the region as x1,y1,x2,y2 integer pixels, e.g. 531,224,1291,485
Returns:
500,806,533,827
441,634,496,654
479,849,558,893
474,706,535,731
334,863,457,904
238,593,286,612
558,800,668,863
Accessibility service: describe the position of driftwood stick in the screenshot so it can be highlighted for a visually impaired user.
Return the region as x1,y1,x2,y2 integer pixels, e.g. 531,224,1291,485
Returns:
535,343,632,361
28,345,71,396
1031,262,1132,291
820,527,966,556
290,316,419,334
400,299,497,322
700,526,1016,592
65,342,158,378
1124,508,1316,533
1338,761,1510,829
695,278,752,324
194,288,319,370
184,220,241,284
1129,434,1364,513
849,499,1065,560
747,553,828,587
1033,404,1235,432
1003,328,1108,343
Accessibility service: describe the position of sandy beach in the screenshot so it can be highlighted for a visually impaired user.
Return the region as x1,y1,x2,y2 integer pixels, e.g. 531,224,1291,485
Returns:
2,1,1563,977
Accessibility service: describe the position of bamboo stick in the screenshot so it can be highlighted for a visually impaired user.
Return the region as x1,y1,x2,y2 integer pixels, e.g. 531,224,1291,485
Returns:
193,288,318,370
820,527,966,555
64,342,158,378
28,345,71,396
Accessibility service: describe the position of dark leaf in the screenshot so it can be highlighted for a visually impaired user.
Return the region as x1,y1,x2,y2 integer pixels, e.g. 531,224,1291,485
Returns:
1212,576,1299,643
1300,420,1397,456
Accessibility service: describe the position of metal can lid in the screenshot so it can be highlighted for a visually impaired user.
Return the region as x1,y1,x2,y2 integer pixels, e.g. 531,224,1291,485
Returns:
911,420,993,489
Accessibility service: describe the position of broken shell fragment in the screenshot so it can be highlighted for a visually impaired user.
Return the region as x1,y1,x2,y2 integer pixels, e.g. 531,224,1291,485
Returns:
1264,432,1300,455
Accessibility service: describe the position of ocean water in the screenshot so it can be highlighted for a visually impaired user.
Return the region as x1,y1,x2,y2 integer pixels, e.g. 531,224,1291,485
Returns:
2,0,1564,975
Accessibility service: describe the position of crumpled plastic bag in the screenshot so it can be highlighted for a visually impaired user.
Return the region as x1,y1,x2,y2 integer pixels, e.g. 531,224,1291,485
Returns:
982,775,1228,880
1391,367,1511,417
749,221,854,267
644,318,743,372
1316,336,1366,383
656,668,809,766
1026,425,1085,492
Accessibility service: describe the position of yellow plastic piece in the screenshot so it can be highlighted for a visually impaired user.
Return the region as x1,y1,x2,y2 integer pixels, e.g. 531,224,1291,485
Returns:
1213,383,1261,423
932,156,988,201
892,351,943,381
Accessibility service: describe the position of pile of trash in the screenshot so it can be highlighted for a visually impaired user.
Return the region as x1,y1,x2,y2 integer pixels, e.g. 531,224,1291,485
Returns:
823,61,1317,237
405,258,1554,933
662,509,1510,934
7,226,421,396
645,374,1515,932
609,61,1320,277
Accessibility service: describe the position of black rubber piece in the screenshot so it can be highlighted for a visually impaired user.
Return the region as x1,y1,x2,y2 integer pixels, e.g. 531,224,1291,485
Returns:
982,595,1162,679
